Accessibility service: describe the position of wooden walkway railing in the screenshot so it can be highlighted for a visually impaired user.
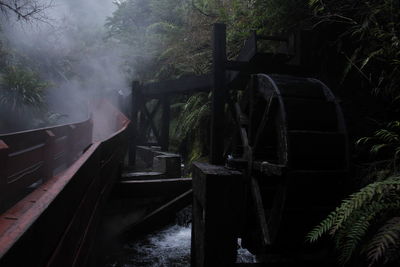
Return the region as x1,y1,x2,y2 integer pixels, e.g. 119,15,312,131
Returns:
0,99,130,267
0,116,93,213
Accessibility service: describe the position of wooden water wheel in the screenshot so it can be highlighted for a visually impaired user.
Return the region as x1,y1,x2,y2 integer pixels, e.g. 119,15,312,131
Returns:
227,73,349,255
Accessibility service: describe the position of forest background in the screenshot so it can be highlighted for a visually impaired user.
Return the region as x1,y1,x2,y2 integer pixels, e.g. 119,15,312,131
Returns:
0,0,399,266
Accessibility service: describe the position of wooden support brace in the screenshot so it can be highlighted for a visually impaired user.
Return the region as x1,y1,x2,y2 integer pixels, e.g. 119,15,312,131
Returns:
150,100,161,119
141,102,161,145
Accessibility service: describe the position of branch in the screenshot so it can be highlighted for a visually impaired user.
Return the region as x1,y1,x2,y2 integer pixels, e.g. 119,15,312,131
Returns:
0,0,53,21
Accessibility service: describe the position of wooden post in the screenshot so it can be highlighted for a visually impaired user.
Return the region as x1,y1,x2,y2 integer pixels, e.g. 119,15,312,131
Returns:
191,162,242,267
210,23,227,165
129,81,140,166
0,140,9,212
87,118,94,148
161,96,170,151
43,130,56,181
67,125,76,165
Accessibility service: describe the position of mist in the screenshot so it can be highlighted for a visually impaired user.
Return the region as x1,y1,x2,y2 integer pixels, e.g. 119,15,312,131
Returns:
1,0,131,127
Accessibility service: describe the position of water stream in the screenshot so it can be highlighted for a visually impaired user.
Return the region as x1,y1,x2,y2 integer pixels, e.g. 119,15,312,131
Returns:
106,223,256,266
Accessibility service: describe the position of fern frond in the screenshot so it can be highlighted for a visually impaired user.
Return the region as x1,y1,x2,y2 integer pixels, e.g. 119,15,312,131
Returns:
387,121,400,130
336,212,371,264
356,136,375,146
370,143,389,154
366,217,400,265
374,129,399,144
331,177,400,233
307,176,400,243
335,201,400,264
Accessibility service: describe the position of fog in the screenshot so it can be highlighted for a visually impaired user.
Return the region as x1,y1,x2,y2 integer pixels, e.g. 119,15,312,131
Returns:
1,0,131,127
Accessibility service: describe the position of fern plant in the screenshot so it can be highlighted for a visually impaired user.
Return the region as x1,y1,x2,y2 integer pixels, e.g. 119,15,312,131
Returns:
309,0,400,108
357,121,400,174
307,121,400,266
0,66,48,115
0,66,50,132
171,92,211,166
307,176,400,265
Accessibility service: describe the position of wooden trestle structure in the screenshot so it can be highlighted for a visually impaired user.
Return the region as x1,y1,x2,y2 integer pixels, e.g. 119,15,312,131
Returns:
129,24,349,266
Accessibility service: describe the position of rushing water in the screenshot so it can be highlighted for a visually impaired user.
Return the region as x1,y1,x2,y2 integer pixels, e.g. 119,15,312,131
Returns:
106,223,256,267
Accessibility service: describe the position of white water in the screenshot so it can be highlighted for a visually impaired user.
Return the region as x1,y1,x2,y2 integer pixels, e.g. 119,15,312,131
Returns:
237,238,257,263
107,224,256,266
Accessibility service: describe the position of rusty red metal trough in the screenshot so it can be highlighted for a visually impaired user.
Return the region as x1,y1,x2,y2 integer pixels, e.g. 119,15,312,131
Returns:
0,99,129,267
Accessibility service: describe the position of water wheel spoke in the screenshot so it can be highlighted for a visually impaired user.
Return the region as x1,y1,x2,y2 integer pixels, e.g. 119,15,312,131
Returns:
253,94,276,151
250,176,271,246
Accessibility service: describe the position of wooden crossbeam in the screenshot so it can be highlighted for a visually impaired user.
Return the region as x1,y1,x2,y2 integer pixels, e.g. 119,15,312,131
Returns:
141,74,212,97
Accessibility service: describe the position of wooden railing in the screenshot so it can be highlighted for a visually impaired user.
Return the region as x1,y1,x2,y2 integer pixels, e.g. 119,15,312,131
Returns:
0,116,93,213
0,99,130,266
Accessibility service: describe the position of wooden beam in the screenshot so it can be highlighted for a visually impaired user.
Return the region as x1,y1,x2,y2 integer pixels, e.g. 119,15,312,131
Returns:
210,23,226,165
142,74,212,97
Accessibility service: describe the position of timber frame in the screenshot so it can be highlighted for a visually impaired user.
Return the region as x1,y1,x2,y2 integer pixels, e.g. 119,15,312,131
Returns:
128,23,307,166
128,23,349,266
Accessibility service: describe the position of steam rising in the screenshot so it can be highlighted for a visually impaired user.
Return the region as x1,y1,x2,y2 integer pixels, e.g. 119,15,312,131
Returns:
2,0,130,125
